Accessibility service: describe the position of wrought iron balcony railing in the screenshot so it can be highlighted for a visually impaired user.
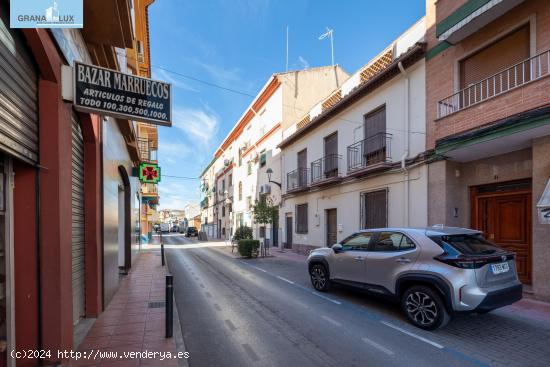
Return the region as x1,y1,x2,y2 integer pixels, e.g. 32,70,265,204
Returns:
437,49,550,118
311,154,342,185
141,182,158,196
138,137,158,162
347,133,392,173
286,168,309,192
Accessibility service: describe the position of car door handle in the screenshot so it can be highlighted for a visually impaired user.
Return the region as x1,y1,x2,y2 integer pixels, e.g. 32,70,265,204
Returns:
396,258,411,264
354,256,364,261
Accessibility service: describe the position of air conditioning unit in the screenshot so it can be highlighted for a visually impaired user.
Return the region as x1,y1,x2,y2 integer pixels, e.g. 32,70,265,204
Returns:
259,184,271,195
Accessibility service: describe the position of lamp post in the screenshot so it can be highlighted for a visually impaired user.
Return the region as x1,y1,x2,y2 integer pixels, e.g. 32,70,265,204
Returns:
266,168,282,188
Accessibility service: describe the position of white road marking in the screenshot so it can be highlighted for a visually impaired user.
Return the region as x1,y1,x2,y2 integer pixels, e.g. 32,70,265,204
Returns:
250,265,267,273
276,275,295,285
380,321,444,349
321,315,342,327
311,291,342,305
361,337,395,356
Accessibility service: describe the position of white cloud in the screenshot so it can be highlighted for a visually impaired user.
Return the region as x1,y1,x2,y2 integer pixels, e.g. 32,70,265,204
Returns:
171,106,219,146
153,69,199,92
298,56,310,69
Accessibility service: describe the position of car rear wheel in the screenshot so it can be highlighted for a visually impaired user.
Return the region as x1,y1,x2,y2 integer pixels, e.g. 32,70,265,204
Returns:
402,285,450,330
310,264,330,292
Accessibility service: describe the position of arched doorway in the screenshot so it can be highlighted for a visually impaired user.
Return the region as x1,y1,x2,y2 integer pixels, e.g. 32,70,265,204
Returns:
118,166,131,273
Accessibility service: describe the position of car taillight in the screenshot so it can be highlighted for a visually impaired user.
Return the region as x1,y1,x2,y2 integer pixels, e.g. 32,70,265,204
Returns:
434,253,512,269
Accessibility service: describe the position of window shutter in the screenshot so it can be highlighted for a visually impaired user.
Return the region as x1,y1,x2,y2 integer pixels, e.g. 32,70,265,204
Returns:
361,189,388,229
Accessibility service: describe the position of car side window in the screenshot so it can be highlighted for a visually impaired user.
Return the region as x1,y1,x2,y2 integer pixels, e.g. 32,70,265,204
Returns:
341,232,373,251
371,232,415,252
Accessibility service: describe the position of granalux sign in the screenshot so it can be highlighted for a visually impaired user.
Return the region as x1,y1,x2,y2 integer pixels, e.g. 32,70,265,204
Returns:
74,61,172,127
11,0,83,28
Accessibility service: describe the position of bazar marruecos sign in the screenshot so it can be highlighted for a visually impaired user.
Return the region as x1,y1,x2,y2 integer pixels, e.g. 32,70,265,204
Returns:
74,61,172,127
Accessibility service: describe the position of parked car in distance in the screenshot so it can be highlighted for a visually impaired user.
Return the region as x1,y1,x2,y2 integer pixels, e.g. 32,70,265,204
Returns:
307,226,522,330
171,225,180,232
159,223,170,233
186,226,198,237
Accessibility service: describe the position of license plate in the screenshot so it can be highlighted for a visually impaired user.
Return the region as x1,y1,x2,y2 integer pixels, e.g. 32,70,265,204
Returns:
491,262,510,274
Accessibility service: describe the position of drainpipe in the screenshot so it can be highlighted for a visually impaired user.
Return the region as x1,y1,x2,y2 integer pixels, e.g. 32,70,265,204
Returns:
398,61,410,227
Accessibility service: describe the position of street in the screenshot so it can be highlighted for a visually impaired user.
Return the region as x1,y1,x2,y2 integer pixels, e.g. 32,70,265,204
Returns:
161,235,550,367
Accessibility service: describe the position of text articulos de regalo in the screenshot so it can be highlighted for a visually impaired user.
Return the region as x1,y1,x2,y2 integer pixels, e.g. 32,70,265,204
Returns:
74,61,172,126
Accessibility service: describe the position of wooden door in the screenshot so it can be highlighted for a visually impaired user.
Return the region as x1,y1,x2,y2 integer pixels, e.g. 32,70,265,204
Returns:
326,209,337,247
472,187,531,284
285,216,293,249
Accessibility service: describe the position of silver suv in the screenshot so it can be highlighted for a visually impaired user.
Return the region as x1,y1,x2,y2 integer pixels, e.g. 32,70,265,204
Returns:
307,226,522,330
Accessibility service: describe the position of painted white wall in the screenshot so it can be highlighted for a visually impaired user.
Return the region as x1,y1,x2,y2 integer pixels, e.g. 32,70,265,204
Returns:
280,59,427,248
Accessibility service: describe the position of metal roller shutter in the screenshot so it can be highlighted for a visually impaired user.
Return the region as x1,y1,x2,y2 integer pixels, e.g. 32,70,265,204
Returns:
71,115,86,325
0,9,38,163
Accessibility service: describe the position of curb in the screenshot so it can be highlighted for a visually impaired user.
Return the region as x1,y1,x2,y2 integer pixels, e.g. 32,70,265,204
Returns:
165,252,190,367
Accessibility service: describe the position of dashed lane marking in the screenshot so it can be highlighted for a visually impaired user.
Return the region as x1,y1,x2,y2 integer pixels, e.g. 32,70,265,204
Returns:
321,315,342,327
380,321,444,349
225,319,237,332
242,343,260,362
361,337,395,356
276,275,295,285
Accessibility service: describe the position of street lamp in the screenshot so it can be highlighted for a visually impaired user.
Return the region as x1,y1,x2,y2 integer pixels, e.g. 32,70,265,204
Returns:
266,168,282,188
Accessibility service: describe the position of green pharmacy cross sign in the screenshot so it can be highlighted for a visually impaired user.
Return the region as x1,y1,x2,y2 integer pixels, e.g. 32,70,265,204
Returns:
139,162,161,184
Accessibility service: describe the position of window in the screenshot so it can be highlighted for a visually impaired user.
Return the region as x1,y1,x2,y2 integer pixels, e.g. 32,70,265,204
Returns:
246,196,252,210
341,232,373,251
221,179,225,193
360,189,387,229
460,24,529,90
371,232,415,252
238,182,243,201
228,203,232,213
222,206,225,217
260,150,267,167
247,161,252,175
296,204,308,234
229,174,233,187
238,149,242,166
429,234,501,255
363,106,387,164
259,226,266,238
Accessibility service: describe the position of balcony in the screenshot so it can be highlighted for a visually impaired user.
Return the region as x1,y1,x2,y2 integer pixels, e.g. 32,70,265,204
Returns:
138,137,158,162
437,49,550,119
200,197,209,209
286,168,310,193
141,183,158,197
311,154,343,187
347,133,392,177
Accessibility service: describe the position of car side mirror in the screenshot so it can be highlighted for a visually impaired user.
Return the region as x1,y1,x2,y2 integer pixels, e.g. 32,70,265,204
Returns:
331,243,343,253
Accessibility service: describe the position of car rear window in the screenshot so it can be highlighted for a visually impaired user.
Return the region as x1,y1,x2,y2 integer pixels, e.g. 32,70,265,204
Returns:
429,234,503,255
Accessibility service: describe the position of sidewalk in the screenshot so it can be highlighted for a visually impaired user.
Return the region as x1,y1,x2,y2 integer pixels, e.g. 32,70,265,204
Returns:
70,250,183,367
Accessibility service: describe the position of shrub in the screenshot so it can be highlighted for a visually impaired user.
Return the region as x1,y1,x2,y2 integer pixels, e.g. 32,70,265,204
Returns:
233,226,253,241
238,239,260,258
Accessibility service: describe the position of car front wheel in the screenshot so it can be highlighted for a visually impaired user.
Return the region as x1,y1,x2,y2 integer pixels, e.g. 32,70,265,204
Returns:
402,285,450,330
310,264,330,292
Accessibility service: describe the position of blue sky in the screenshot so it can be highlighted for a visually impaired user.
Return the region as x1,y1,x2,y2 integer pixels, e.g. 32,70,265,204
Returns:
148,0,424,209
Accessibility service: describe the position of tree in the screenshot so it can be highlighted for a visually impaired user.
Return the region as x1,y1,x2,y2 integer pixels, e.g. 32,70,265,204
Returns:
252,195,278,226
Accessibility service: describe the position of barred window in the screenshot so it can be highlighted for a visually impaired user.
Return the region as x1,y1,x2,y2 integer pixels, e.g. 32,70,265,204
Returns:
360,189,387,229
296,204,308,234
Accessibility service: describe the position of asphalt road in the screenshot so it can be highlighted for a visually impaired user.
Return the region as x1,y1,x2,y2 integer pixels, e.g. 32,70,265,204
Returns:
161,234,550,367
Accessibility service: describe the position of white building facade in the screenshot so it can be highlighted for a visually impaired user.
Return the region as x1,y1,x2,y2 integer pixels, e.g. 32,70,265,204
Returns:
202,66,350,242
279,19,428,253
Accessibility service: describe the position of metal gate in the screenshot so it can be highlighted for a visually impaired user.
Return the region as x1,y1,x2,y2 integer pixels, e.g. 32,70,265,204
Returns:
71,115,85,325
0,9,38,163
